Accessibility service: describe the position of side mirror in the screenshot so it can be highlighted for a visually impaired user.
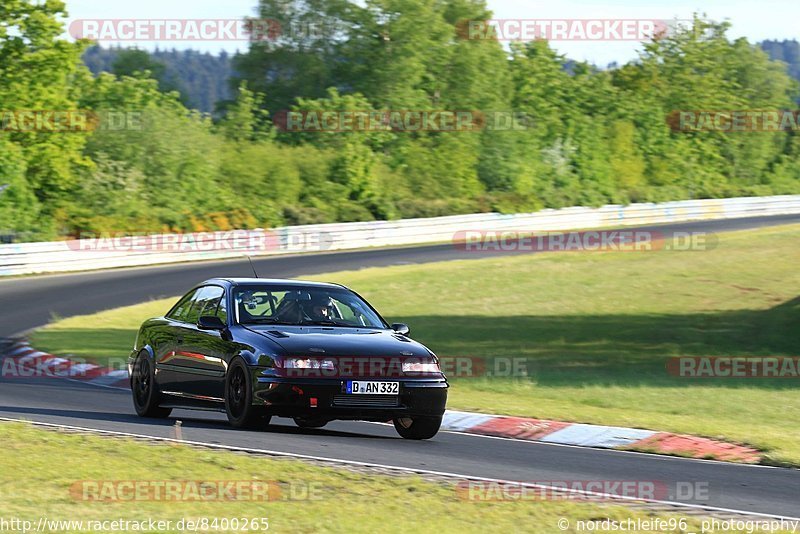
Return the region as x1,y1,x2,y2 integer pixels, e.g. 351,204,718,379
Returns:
198,315,226,331
391,323,410,336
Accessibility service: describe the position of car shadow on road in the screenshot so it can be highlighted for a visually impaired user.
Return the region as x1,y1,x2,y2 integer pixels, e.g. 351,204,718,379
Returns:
0,405,395,440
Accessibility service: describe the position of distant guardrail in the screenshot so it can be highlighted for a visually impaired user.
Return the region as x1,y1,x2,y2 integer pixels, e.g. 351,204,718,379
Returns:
1,195,799,277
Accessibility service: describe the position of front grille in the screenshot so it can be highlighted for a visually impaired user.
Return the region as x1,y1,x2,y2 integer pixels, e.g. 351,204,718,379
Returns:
332,394,400,407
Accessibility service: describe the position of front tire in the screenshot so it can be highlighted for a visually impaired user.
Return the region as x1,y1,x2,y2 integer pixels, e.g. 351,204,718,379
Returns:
393,415,442,440
225,358,270,429
131,352,172,418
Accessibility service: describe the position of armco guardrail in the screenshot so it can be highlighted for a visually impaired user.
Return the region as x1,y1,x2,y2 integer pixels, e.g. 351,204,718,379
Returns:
1,195,799,277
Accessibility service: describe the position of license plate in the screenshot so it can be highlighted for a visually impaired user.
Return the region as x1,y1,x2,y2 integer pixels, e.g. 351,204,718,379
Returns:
346,381,399,394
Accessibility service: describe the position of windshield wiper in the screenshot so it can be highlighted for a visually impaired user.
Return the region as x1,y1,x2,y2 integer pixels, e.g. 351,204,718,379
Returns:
301,319,352,327
244,317,297,325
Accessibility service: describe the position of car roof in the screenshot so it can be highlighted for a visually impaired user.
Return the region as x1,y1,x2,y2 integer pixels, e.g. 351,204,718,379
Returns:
200,278,347,290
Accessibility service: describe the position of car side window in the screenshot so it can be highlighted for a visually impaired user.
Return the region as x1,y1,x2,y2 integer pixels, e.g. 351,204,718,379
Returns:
166,289,198,322
215,293,228,323
186,286,225,325
200,287,227,322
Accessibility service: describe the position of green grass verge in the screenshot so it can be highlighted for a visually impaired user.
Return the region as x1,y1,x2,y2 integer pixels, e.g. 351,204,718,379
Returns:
0,422,732,533
30,224,800,464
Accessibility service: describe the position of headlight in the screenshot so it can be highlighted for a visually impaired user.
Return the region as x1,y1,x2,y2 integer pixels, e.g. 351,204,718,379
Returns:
402,361,441,373
283,358,335,370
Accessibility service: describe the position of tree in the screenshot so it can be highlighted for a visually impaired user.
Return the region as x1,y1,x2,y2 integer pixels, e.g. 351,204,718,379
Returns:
216,83,272,142
0,0,91,219
111,48,188,104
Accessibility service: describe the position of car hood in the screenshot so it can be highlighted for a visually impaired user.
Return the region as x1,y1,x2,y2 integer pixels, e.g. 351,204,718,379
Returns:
245,325,433,358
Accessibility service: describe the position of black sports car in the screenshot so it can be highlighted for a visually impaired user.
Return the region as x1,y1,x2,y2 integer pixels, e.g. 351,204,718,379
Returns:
128,278,449,439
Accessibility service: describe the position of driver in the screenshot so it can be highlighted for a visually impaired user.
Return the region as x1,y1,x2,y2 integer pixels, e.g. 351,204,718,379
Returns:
304,294,334,321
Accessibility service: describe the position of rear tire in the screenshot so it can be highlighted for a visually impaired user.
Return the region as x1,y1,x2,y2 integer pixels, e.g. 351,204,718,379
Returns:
225,358,270,429
393,415,442,440
131,352,172,419
293,417,328,429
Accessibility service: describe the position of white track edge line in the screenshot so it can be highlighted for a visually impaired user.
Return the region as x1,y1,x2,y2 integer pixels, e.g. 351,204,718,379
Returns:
0,416,797,522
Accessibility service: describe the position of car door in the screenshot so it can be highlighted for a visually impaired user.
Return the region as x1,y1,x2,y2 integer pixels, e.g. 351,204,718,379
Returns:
170,285,230,399
155,288,200,395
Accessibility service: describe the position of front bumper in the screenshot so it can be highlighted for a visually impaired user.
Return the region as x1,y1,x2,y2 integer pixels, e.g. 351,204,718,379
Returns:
252,372,448,421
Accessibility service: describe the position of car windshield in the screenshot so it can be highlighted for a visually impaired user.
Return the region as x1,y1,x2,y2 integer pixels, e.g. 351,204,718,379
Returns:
233,285,387,328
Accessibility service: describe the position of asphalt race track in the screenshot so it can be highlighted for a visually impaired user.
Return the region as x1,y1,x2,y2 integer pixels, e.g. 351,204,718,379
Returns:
1,214,799,518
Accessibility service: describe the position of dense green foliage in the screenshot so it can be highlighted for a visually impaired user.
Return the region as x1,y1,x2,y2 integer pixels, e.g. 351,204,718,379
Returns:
1,1,799,240
81,40,800,120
